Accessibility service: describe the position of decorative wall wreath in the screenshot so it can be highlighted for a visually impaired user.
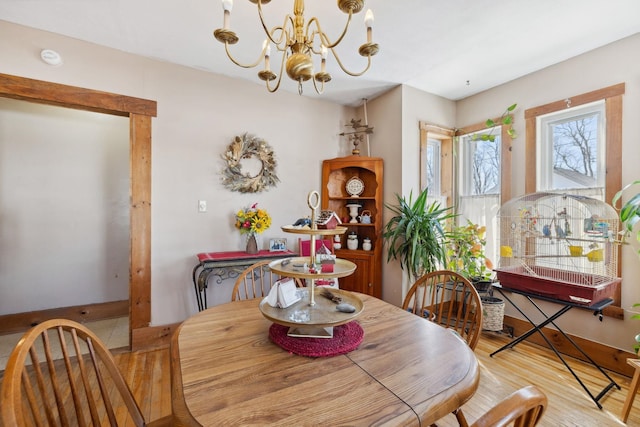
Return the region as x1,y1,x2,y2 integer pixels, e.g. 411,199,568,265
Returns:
221,133,279,193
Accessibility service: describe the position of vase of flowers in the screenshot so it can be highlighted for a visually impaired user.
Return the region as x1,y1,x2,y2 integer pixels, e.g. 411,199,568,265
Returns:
235,203,271,254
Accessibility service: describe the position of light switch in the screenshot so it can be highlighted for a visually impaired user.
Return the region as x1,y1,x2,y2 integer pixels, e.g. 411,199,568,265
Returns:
198,200,207,212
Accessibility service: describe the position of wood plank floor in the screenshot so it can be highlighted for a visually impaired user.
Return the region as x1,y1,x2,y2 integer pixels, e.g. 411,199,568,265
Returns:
2,331,638,426
443,332,636,427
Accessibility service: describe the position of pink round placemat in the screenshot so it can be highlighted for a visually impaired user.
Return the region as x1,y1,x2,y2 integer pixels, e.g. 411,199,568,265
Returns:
269,321,364,357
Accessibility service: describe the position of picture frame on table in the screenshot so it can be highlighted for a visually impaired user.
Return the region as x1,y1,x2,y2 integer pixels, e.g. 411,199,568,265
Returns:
269,238,287,252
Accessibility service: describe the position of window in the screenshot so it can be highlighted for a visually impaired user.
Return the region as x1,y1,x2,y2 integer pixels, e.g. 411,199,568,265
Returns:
420,118,513,279
525,83,625,317
455,125,512,270
536,101,606,199
460,130,502,197
419,123,454,208
424,138,441,197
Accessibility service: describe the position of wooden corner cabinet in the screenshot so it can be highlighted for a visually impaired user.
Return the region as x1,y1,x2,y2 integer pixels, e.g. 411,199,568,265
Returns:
321,156,383,298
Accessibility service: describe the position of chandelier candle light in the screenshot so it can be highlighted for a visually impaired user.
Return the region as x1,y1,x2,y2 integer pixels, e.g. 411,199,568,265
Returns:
214,0,379,95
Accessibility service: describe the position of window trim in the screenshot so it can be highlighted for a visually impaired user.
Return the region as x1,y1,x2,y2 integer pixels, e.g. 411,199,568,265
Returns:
420,123,455,207
525,83,623,200
525,83,624,318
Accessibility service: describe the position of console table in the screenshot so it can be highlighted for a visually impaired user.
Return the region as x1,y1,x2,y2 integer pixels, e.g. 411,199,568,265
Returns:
192,250,295,311
490,283,620,408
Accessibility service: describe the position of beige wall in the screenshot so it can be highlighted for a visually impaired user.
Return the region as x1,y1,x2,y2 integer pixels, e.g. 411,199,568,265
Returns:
0,20,354,324
456,33,640,351
0,99,130,312
366,86,457,306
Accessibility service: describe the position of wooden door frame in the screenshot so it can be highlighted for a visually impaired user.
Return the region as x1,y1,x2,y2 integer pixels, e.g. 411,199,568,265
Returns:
0,73,156,348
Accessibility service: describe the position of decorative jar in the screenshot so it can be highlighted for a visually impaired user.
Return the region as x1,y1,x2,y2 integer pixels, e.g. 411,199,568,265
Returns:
347,233,359,250
362,237,372,251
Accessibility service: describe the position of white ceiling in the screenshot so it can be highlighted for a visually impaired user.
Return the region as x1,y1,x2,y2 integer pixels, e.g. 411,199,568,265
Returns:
2,0,639,107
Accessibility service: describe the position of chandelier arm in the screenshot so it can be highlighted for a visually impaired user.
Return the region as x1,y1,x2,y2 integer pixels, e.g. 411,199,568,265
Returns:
306,12,354,50
268,26,289,49
265,47,288,93
258,0,293,47
224,42,266,69
329,47,373,77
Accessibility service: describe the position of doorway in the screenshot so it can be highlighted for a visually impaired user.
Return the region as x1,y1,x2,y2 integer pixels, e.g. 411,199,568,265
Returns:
0,73,156,348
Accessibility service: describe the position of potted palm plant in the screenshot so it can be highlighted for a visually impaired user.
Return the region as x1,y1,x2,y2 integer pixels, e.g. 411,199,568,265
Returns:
383,188,455,280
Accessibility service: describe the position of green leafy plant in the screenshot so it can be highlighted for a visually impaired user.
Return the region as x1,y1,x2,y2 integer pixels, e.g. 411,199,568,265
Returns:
477,103,517,142
383,188,455,280
612,180,640,353
613,180,640,252
445,220,493,281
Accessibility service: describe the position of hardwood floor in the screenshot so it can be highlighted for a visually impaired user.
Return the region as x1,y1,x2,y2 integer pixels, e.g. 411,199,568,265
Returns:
444,332,636,427
2,330,638,426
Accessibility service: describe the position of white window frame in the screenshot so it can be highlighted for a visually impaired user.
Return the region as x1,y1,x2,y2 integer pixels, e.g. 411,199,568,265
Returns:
536,100,606,198
459,129,502,197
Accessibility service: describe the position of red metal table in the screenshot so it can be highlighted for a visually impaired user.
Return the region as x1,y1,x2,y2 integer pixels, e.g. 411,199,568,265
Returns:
192,250,295,311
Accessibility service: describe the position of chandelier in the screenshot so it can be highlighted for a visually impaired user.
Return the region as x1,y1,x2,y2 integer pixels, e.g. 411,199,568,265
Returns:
214,0,379,95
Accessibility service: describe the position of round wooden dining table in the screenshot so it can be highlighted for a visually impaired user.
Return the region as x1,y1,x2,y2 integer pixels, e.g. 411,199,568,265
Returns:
170,292,479,426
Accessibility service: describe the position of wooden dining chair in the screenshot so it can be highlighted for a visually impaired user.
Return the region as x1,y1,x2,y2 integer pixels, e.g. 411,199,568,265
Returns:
402,269,483,350
470,385,547,427
231,259,302,301
0,318,173,427
403,270,483,427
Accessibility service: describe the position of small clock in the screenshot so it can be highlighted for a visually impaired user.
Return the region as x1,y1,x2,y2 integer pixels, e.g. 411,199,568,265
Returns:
346,176,365,197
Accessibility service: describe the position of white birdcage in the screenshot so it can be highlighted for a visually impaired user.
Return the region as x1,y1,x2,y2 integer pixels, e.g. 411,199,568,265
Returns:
495,192,621,305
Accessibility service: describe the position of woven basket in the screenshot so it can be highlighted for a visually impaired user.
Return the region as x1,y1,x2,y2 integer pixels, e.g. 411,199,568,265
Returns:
481,296,504,331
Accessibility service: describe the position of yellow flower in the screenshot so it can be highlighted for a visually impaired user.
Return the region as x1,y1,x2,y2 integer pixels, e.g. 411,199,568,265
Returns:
234,203,271,234
254,219,267,232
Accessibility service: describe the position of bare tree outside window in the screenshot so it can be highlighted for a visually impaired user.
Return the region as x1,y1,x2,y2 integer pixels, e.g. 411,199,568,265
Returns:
471,138,501,195
552,115,598,179
461,133,501,196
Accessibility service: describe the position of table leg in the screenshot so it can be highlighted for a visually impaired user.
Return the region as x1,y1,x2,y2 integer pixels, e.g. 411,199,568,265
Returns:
489,291,571,356
196,269,211,311
523,296,621,401
490,288,619,408
192,263,202,311
192,263,210,312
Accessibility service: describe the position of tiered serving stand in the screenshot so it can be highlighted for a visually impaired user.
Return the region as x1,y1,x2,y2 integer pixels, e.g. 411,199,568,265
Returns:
259,191,362,337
